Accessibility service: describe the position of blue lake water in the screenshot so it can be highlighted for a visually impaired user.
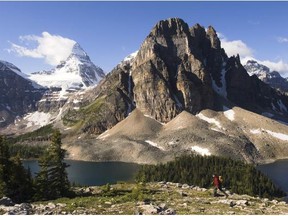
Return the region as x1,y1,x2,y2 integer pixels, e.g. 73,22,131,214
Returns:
257,159,288,193
23,160,140,186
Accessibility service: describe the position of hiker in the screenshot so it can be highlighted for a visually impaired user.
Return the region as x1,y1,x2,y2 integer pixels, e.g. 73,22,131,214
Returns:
213,174,228,198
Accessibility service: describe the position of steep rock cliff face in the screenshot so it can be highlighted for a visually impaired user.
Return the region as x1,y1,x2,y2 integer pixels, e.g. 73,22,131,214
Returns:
132,19,219,122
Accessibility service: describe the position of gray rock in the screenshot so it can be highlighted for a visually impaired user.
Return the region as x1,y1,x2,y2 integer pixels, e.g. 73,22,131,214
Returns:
178,191,188,197
230,201,236,207
139,204,159,214
159,203,167,210
182,184,190,189
0,197,14,206
164,208,176,215
7,203,33,215
235,200,249,206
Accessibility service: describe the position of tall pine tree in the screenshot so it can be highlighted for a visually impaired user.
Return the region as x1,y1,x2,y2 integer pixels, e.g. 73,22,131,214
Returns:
0,136,9,197
0,136,34,202
9,154,34,202
34,130,70,200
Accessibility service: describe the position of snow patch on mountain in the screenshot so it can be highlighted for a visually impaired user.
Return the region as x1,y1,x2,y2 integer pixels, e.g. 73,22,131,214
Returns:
119,50,138,65
191,146,211,156
277,100,287,112
266,130,288,141
23,111,52,127
250,128,288,141
123,50,138,62
196,113,224,130
145,140,165,151
250,129,261,134
211,59,227,98
223,106,235,121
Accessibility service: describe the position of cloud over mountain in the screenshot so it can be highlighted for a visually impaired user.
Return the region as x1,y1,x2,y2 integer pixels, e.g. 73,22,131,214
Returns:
218,33,253,59
8,32,76,66
219,33,288,77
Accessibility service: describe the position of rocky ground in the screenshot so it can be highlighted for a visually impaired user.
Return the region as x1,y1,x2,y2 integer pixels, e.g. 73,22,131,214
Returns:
1,182,288,215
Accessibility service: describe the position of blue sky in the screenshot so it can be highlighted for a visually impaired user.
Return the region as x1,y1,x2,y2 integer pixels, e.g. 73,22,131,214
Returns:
1,2,288,77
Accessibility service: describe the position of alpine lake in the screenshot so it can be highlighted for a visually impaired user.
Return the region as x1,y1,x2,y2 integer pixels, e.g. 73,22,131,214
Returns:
23,159,288,194
23,160,140,186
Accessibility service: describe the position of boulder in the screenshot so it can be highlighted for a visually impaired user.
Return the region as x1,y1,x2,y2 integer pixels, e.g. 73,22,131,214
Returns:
0,197,14,206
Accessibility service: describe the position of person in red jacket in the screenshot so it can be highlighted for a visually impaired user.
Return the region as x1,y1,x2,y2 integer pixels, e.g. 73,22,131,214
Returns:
213,174,228,198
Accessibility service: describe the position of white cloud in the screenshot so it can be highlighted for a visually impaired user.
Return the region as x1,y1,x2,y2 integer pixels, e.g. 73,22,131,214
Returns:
260,60,288,77
8,32,76,66
278,37,288,43
219,33,253,59
219,33,288,77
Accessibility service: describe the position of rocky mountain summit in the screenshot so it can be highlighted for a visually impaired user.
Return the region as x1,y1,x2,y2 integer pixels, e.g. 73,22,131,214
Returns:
1,182,288,215
244,60,288,93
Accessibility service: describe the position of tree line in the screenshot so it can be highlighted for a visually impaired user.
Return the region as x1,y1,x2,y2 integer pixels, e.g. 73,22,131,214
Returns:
6,124,54,159
0,130,71,203
135,154,286,199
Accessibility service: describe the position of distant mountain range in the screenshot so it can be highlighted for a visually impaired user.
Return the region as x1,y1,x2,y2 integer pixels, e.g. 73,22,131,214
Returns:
1,18,288,165
244,60,288,93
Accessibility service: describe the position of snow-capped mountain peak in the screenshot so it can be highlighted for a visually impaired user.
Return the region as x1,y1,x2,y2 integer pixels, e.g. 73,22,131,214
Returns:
71,42,88,58
244,60,288,93
29,42,105,95
244,60,270,78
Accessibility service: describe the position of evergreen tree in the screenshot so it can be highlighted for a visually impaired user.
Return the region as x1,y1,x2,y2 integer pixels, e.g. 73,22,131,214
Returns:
0,136,9,197
34,130,70,200
0,136,34,202
9,154,34,202
34,154,50,200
